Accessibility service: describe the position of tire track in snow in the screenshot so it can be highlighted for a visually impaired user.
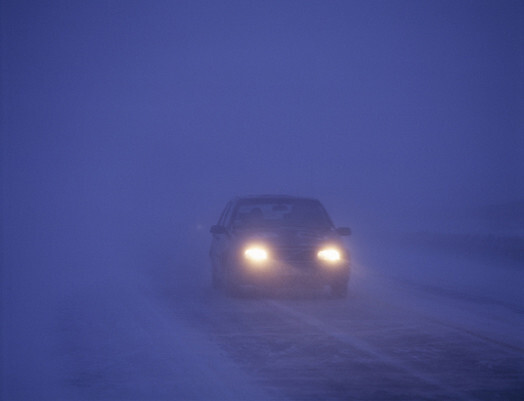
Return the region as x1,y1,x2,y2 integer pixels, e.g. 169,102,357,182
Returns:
267,300,475,401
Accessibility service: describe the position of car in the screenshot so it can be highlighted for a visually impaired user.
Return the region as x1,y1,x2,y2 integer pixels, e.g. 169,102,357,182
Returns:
209,195,351,297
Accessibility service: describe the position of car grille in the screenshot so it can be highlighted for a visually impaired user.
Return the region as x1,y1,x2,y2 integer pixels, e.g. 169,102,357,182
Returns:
276,247,316,263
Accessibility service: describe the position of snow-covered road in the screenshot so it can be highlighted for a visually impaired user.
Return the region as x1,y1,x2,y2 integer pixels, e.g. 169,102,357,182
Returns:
3,233,523,400
153,251,523,400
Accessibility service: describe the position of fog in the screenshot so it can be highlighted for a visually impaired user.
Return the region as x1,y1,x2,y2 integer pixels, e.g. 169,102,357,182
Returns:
2,1,523,399
4,0,523,229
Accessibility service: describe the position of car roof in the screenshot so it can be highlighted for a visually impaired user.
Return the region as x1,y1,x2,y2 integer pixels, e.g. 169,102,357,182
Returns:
231,194,321,203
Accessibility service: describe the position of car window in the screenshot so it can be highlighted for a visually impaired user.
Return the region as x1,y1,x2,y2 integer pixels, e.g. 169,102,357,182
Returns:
232,199,332,229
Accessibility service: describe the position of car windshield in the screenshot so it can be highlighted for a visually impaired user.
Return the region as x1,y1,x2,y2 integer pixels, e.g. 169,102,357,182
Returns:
232,198,333,229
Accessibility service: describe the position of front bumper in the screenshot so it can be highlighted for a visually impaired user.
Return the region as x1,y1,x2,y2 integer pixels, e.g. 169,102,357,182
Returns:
229,259,350,289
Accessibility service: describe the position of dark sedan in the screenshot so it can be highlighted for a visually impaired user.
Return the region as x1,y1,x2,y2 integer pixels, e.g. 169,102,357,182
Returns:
209,195,351,297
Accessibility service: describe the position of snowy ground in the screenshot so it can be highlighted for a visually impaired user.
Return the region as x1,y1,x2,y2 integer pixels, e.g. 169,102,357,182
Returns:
2,228,523,400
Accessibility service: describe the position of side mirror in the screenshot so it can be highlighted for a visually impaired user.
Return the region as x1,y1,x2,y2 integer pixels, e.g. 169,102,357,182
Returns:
336,227,351,236
210,225,227,235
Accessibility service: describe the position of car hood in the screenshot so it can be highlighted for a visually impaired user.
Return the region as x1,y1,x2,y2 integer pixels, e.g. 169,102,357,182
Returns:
233,226,339,247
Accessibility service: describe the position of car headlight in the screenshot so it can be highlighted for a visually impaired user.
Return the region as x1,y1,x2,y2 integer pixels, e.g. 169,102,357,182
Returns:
244,246,269,263
317,247,342,263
